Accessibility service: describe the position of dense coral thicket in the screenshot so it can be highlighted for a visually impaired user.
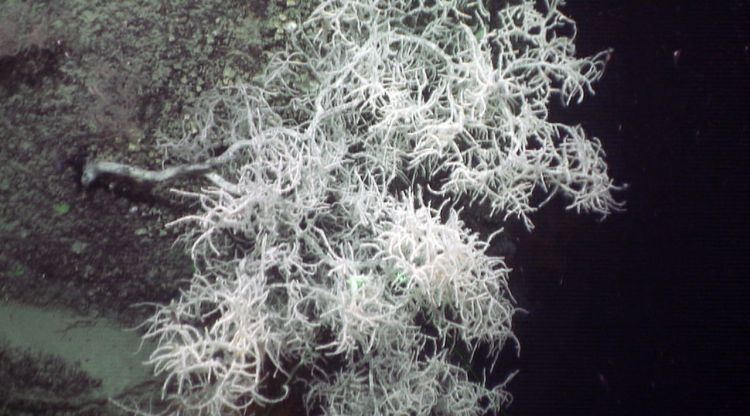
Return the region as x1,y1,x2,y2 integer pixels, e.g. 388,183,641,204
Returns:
130,0,622,414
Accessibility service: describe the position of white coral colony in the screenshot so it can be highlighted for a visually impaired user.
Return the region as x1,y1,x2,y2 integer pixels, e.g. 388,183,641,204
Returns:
124,0,623,414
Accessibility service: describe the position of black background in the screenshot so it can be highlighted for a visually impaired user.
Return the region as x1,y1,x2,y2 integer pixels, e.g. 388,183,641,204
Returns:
494,1,750,415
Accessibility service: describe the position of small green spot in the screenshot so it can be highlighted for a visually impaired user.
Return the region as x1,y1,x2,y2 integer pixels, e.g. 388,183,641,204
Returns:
53,202,71,215
475,28,485,42
392,271,409,285
71,241,88,255
9,264,25,279
348,274,368,292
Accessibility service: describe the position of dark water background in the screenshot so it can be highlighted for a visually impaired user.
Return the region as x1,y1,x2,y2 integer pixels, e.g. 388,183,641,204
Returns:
497,1,750,415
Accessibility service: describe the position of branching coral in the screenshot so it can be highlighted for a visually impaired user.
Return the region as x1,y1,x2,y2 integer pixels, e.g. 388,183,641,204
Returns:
115,0,623,414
